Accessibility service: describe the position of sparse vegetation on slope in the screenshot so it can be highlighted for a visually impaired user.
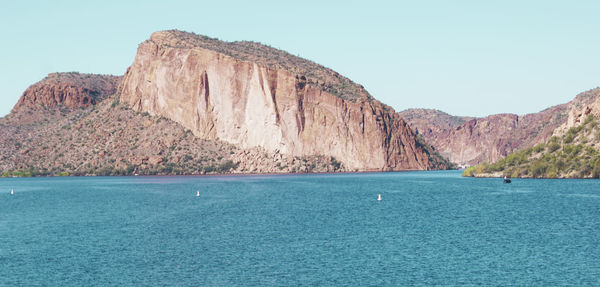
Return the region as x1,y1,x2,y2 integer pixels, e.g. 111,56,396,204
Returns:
463,115,600,178
415,135,457,170
151,30,370,101
0,94,346,177
14,72,121,111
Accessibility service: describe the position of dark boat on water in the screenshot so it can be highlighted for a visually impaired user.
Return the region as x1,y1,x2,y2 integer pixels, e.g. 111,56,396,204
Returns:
503,176,511,183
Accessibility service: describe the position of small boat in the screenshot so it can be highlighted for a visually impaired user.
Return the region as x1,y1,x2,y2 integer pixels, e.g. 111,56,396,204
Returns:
196,190,200,197
377,194,382,201
10,189,14,195
503,176,511,183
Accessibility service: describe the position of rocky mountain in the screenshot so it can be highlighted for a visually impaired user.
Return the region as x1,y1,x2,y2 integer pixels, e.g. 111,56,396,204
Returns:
14,72,121,111
0,76,349,176
461,88,600,178
400,105,569,165
554,88,600,135
119,30,450,171
401,88,600,167
463,114,600,179
398,109,473,138
0,30,451,177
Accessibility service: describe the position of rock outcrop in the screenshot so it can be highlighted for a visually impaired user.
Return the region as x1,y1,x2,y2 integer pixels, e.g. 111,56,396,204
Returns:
402,88,600,167
14,72,121,111
120,30,447,171
553,88,600,136
463,110,600,179
400,105,569,165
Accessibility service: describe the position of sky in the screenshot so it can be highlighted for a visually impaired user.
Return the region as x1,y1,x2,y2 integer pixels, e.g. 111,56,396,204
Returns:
1,0,600,118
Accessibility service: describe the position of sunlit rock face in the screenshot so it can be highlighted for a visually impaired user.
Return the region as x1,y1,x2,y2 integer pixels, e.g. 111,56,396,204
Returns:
120,30,440,171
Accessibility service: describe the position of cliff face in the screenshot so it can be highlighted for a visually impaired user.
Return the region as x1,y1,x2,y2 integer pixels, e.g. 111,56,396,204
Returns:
463,104,600,179
120,30,444,171
553,88,600,136
1,97,346,176
14,73,121,111
400,105,569,165
402,88,600,167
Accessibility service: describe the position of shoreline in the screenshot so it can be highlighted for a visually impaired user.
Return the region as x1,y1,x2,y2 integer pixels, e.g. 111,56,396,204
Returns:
464,173,600,180
1,168,458,179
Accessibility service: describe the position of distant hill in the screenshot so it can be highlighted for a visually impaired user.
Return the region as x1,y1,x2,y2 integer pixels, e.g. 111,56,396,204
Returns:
13,72,121,111
463,115,600,178
398,109,473,138
399,88,600,166
463,89,600,178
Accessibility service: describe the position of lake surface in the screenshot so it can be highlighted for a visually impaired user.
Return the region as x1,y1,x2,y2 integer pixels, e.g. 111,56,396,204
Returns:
1,171,599,286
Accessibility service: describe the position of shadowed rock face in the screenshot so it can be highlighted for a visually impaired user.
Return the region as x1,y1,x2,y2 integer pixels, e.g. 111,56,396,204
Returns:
14,73,121,111
120,30,446,171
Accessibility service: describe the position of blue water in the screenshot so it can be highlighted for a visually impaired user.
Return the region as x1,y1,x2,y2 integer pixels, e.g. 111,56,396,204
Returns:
1,171,599,286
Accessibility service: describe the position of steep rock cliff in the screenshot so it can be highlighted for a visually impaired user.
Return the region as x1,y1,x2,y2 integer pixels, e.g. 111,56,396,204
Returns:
402,88,600,167
401,105,568,165
120,30,444,171
553,88,600,136
14,72,121,111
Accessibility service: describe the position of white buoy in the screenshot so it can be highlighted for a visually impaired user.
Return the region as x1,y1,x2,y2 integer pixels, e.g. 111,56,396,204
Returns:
377,194,382,201
196,190,200,197
10,189,14,195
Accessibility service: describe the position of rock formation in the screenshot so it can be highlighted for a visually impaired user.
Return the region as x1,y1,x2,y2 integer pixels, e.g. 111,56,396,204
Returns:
120,30,447,171
398,109,473,139
463,106,600,178
400,105,569,165
0,30,453,176
401,87,600,169
14,72,121,111
1,92,348,176
553,88,600,136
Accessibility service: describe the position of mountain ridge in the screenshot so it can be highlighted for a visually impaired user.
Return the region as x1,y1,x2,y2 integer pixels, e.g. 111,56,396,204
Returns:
400,102,573,165
400,87,600,173
0,30,452,176
14,72,121,112
119,30,450,171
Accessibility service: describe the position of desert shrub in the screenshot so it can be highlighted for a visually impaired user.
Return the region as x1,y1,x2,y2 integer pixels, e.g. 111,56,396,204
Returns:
217,160,238,172
547,142,561,153
533,143,545,153
462,166,476,177
529,160,548,178
330,157,342,170
545,170,557,178
488,159,505,172
580,162,593,177
563,145,575,155
583,114,595,126
564,134,574,144
592,158,600,179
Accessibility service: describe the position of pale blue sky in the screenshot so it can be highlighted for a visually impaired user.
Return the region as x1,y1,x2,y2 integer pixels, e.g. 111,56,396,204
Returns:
1,0,600,117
